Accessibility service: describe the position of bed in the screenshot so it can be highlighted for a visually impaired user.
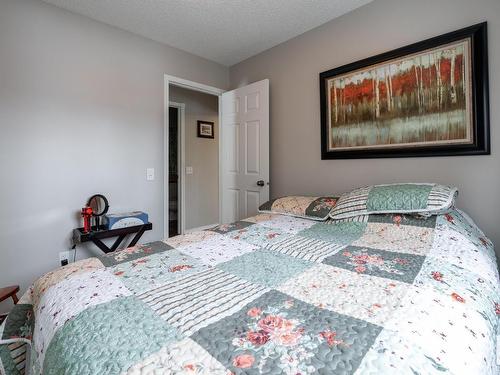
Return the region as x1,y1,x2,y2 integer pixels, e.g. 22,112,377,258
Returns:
1,206,499,374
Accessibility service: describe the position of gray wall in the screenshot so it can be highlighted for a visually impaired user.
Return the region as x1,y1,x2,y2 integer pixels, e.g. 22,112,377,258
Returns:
230,0,500,260
170,86,219,230
0,0,228,312
1,0,498,315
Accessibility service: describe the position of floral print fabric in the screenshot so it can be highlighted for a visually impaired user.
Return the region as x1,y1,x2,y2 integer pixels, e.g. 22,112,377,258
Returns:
1,209,498,375
232,301,342,374
259,196,338,221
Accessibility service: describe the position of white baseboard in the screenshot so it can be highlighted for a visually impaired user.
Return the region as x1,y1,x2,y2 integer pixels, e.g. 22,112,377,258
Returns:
184,223,219,233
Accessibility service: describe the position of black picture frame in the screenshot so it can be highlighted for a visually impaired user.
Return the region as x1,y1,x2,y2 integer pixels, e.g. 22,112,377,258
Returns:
319,22,489,159
197,120,215,139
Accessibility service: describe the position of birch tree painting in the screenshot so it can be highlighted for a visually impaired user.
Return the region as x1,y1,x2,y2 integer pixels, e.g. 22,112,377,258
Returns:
326,39,471,151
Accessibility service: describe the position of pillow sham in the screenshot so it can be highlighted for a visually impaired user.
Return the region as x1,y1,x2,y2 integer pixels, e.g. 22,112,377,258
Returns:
329,183,458,220
259,196,338,221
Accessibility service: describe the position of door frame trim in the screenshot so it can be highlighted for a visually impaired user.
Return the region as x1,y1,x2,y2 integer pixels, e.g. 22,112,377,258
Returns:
164,74,225,239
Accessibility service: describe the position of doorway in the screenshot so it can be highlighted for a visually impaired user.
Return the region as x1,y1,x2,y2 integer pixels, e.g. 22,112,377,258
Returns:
164,75,270,239
165,76,224,238
168,106,180,237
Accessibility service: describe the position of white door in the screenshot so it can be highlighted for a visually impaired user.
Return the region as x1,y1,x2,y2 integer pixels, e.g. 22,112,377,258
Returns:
220,79,269,223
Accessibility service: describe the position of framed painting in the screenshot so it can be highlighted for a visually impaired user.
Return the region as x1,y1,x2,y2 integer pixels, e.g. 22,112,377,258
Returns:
197,120,215,139
320,22,489,159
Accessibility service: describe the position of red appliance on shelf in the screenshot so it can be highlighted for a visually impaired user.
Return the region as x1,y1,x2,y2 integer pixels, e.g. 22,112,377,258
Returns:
81,206,93,233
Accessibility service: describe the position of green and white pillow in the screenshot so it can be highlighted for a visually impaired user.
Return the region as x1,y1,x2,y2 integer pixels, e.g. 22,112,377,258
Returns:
259,196,338,221
329,183,458,220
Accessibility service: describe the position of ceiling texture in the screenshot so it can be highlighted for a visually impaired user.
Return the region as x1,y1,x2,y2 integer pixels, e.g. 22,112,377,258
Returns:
41,0,371,66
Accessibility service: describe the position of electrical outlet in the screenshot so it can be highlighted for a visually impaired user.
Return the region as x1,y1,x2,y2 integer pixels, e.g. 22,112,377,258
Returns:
59,251,71,267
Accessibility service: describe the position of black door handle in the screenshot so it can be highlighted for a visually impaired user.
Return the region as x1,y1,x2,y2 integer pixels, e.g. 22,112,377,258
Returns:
257,180,265,187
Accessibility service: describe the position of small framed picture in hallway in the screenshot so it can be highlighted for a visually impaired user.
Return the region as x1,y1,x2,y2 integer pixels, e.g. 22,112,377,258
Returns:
197,120,215,139
319,22,489,159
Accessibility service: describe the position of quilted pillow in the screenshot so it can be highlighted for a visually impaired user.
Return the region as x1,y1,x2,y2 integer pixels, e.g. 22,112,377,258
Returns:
329,183,458,220
259,196,338,221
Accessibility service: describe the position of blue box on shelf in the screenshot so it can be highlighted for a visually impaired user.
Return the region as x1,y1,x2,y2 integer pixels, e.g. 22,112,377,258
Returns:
104,211,148,230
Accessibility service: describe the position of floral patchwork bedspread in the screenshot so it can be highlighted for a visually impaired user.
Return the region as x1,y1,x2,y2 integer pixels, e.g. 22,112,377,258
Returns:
1,209,499,374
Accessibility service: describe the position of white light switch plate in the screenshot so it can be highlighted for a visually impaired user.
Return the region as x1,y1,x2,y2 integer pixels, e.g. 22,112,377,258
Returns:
146,168,155,181
186,166,193,175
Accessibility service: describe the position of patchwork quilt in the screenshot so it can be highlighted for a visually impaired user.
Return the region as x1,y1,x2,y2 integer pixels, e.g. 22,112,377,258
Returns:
1,209,499,374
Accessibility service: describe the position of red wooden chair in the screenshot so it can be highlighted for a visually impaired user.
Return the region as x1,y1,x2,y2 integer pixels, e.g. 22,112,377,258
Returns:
0,285,20,324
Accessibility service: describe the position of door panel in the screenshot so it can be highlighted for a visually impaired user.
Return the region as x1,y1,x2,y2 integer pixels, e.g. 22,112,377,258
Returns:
221,79,269,223
245,92,260,112
225,123,240,173
231,97,240,115
245,121,260,174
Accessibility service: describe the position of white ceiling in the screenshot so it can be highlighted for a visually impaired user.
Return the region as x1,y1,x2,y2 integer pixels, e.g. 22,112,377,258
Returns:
41,0,371,66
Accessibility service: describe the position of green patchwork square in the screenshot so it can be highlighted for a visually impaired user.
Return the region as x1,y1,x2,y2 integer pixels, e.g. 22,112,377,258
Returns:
43,296,180,375
208,221,255,234
0,345,19,375
216,249,312,288
368,213,437,228
228,224,287,247
191,290,381,374
111,250,209,293
0,317,31,375
323,246,426,283
1,304,33,340
366,184,432,211
299,221,366,245
0,305,32,375
98,241,173,267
